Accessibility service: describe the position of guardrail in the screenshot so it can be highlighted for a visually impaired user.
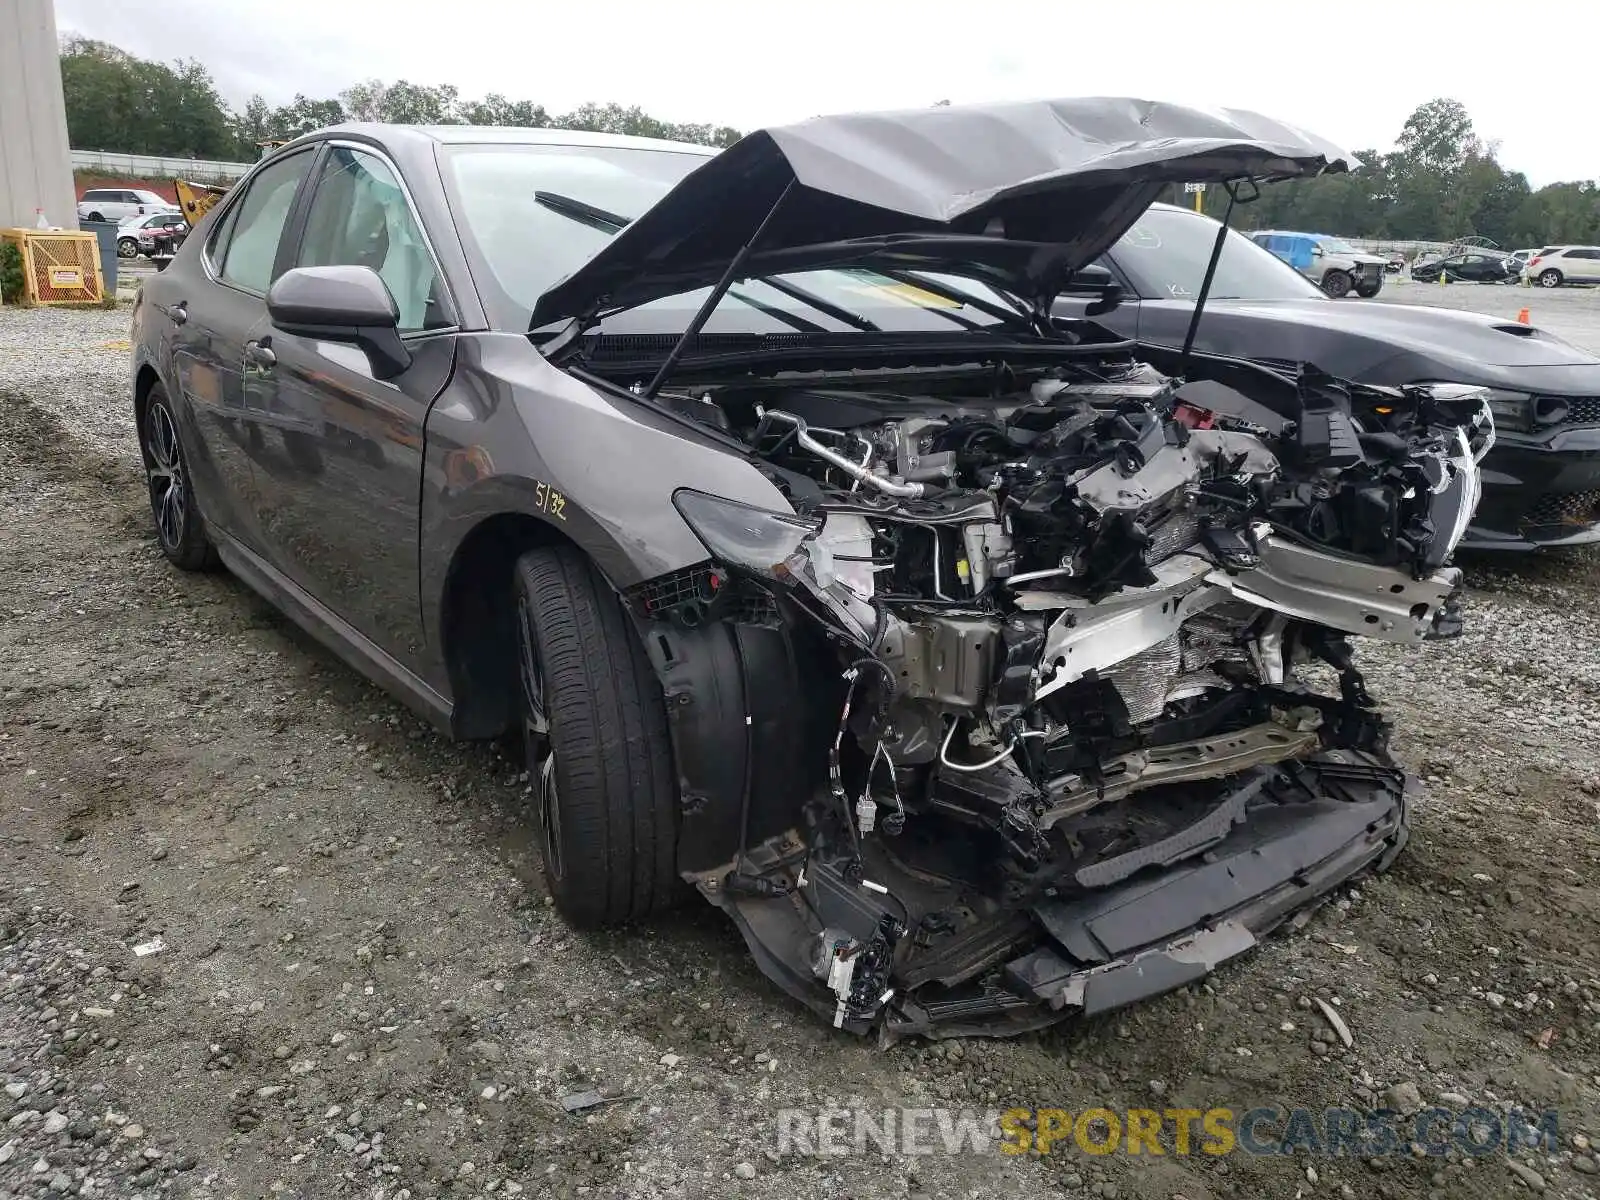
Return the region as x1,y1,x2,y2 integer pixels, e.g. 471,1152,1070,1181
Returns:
70,150,255,182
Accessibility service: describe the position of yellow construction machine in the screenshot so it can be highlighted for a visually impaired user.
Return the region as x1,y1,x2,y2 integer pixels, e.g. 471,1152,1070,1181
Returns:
173,179,230,229
173,140,287,230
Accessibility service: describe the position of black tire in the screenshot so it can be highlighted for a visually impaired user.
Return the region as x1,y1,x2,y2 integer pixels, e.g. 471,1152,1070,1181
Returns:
513,545,679,928
138,385,219,571
1539,269,1563,288
1354,283,1381,298
86,211,103,222
117,237,137,259
1322,270,1353,298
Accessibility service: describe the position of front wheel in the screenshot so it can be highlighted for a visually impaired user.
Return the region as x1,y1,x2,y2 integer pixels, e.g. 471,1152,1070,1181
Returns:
1354,283,1381,298
138,385,218,571
1539,269,1563,288
1322,270,1353,298
85,211,104,222
117,238,137,259
513,545,680,928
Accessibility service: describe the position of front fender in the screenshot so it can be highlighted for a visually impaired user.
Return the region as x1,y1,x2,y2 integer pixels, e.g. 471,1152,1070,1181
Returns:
417,332,791,674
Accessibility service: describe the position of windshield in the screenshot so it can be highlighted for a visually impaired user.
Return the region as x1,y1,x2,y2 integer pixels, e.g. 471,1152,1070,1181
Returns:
1317,236,1359,253
441,142,1017,335
1108,207,1325,302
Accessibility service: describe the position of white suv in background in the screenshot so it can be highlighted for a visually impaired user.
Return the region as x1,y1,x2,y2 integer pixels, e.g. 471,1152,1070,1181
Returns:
75,188,179,223
1525,246,1600,288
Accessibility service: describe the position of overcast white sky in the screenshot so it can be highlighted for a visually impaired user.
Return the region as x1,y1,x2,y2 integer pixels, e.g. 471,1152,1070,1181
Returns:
53,0,1588,187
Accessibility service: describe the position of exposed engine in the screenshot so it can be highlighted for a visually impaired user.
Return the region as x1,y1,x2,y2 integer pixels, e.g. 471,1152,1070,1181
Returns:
646,355,1491,1037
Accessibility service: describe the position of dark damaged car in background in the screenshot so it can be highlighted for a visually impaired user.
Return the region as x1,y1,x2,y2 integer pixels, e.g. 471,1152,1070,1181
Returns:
130,99,1493,1040
1062,203,1600,550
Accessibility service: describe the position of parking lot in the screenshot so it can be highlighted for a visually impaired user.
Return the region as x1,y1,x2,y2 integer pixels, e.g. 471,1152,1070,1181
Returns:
1,283,1598,1200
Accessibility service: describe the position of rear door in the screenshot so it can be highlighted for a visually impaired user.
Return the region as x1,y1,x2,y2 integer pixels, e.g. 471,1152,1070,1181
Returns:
167,145,319,554
1566,248,1600,283
242,141,458,666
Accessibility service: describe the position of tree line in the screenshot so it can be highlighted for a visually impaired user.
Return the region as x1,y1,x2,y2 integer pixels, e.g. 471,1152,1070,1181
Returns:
58,38,744,159
1195,98,1600,248
59,40,1600,247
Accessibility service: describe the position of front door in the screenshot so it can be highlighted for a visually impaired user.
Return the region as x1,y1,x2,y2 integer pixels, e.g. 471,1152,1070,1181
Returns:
243,143,458,668
168,146,317,554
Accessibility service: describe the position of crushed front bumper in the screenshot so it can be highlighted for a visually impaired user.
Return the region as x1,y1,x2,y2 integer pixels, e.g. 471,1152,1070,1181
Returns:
702,750,1409,1040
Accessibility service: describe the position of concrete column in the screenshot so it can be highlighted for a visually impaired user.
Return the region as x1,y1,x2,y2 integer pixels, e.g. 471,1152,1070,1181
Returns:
0,0,77,230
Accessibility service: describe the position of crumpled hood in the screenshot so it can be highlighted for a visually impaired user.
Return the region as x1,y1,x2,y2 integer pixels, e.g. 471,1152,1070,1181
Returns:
530,97,1356,328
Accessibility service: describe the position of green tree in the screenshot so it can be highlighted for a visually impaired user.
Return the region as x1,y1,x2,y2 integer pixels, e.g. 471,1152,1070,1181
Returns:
1193,97,1597,247
339,79,460,124
59,38,236,158
270,95,348,139
457,94,550,127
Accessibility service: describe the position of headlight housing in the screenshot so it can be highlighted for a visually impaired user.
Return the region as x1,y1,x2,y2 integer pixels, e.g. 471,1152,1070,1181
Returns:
1421,385,1567,436
672,489,821,581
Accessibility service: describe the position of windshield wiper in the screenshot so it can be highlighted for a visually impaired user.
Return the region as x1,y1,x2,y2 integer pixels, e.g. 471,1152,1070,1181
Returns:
533,191,631,234
727,287,827,333
758,276,880,332
533,190,881,333
882,270,1021,328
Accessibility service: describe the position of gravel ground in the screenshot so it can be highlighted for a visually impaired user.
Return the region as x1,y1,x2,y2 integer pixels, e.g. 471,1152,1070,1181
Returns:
2,297,1598,1200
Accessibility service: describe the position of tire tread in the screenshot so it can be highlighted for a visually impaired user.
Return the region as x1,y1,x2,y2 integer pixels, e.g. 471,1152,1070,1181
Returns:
515,546,677,927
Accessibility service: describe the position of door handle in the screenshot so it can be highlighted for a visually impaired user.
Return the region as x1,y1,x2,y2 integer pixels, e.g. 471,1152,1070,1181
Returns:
245,339,276,369
166,301,187,325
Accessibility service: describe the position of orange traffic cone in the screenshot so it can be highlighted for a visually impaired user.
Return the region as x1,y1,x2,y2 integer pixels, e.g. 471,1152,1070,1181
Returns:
1517,307,1530,325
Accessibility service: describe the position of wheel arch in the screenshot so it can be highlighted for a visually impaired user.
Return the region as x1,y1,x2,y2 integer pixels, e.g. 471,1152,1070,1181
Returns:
133,363,162,439
436,508,591,741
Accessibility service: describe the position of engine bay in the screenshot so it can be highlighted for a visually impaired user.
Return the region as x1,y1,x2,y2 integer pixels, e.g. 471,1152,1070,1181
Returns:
638,351,1492,1037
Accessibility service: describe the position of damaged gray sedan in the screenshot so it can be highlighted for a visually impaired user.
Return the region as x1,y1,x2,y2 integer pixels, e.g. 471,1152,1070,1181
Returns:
130,98,1492,1040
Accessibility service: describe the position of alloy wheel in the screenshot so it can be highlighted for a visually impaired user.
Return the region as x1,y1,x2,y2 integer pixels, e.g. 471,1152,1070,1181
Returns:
516,597,564,882
145,402,187,551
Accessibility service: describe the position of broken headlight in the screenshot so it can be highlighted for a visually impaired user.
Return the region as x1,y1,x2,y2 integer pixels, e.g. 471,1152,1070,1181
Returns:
673,489,821,580
1438,386,1551,434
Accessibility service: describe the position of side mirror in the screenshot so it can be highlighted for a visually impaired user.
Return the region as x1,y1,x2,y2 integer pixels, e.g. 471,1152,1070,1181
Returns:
1062,264,1124,316
267,265,411,380
1311,246,1325,257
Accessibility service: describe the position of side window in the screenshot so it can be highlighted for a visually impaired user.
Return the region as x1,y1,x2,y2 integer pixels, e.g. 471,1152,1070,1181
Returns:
295,146,450,334
215,149,315,294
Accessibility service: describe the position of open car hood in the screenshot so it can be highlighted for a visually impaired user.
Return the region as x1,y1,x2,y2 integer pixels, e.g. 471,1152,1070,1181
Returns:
529,97,1356,328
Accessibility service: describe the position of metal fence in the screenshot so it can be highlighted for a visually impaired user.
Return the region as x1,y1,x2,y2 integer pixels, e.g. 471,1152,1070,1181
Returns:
70,149,254,182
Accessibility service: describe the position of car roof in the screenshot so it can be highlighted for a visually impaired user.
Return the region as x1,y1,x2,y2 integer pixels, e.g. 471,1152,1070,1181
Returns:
291,122,721,157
